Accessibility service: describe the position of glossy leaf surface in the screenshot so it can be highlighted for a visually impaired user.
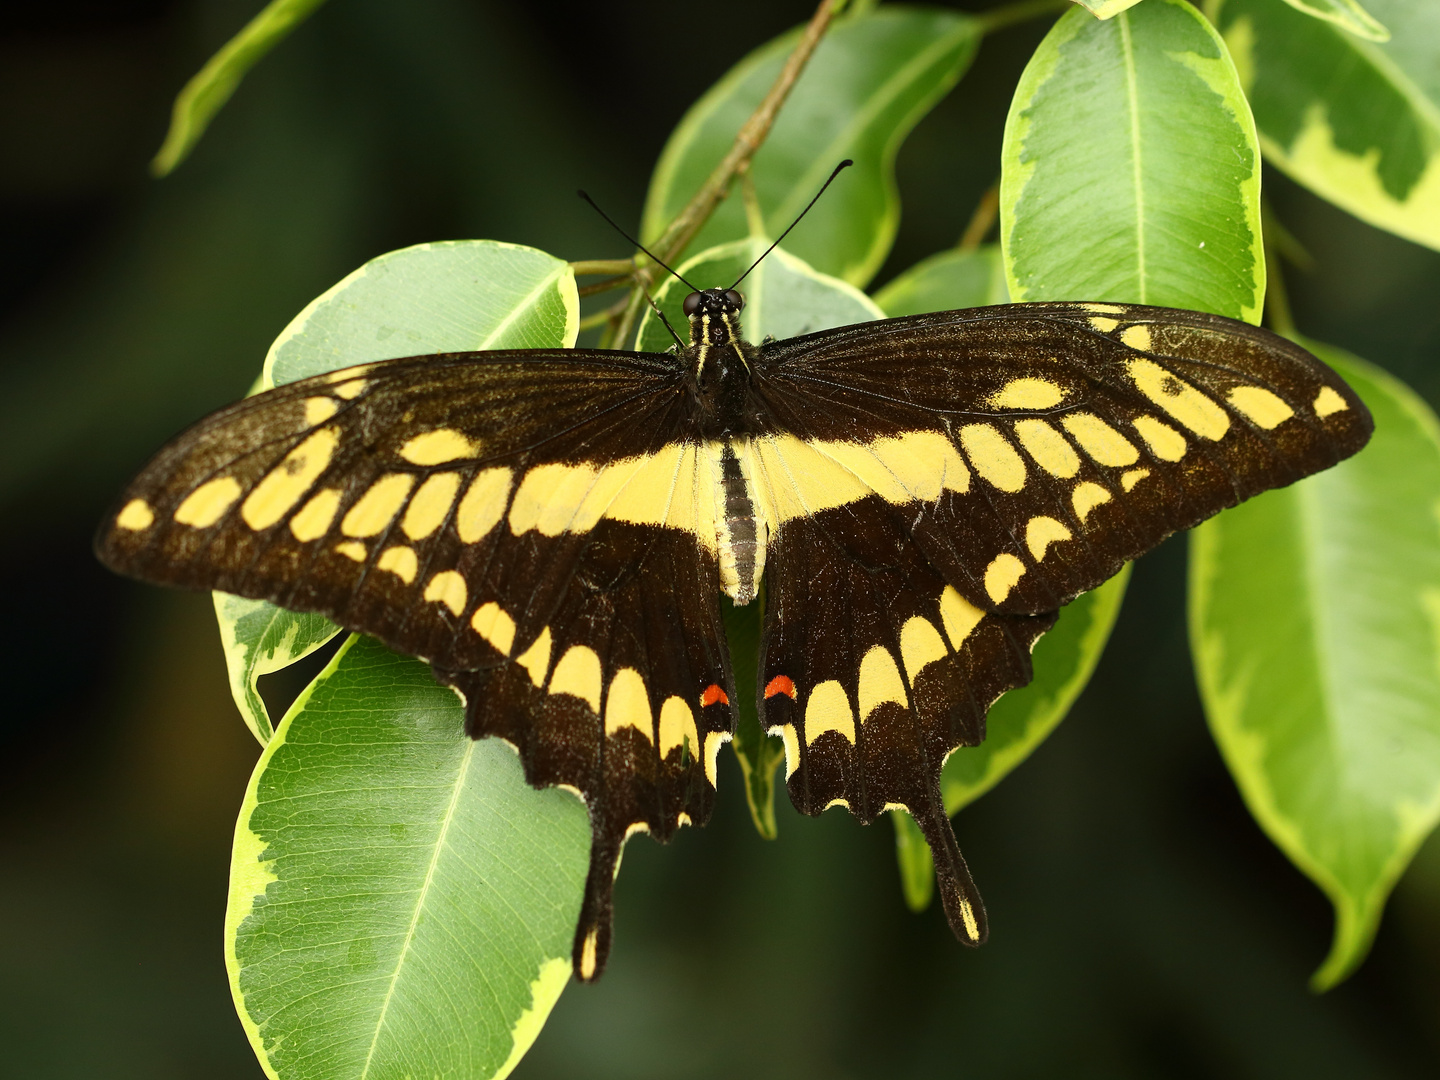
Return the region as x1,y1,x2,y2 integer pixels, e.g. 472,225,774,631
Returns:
1275,0,1390,39
1214,0,1440,250
642,7,978,287
227,635,590,1079
1002,0,1264,319
1190,344,1440,989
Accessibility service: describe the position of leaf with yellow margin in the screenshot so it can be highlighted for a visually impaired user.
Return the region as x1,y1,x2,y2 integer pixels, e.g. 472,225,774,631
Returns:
1191,343,1440,989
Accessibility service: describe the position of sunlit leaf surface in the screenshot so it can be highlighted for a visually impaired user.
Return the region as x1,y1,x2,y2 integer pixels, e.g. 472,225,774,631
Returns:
1003,0,1264,319
1214,0,1440,250
1191,344,1440,989
227,636,589,1079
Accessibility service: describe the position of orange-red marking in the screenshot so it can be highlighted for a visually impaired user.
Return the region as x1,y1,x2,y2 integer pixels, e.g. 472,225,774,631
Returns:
700,684,729,707
764,675,796,700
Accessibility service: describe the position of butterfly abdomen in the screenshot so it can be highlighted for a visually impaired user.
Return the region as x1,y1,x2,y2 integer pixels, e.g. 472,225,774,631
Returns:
714,440,765,605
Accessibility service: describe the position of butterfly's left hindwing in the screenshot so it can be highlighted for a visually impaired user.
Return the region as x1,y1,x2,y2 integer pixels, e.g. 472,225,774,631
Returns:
96,348,733,981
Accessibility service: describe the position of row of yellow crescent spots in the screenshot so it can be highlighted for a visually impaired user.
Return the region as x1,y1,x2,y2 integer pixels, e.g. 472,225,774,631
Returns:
764,585,987,779
468,599,731,787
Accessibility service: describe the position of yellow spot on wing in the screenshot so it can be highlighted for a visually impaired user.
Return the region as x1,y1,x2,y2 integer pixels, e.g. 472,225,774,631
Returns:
116,499,153,531
402,472,461,539
899,616,948,682
1120,324,1152,351
1025,516,1072,561
749,435,870,525
858,646,906,721
1314,385,1349,417
771,723,800,779
470,601,515,655
579,930,598,981
175,477,242,527
516,627,552,687
1072,481,1112,522
457,467,512,543
658,694,700,760
335,540,367,561
1089,316,1120,332
703,730,729,788
376,545,418,583
606,668,653,741
242,427,340,531
958,898,980,942
1061,412,1139,466
1228,386,1294,429
423,570,467,615
549,645,601,713
1131,415,1187,461
400,428,479,466
960,424,1027,492
987,377,1066,410
331,378,367,400
984,553,1026,603
1127,359,1230,440
342,473,415,537
1083,303,1127,315
813,430,971,504
939,586,984,649
825,798,850,811
1121,468,1150,491
804,680,855,745
1013,419,1080,478
290,488,341,541
304,397,338,426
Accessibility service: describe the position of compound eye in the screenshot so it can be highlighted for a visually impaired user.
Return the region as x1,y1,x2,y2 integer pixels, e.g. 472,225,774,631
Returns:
682,292,703,316
724,289,744,310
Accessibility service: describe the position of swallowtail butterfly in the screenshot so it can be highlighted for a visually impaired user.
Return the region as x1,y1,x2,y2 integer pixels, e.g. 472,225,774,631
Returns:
97,278,1371,982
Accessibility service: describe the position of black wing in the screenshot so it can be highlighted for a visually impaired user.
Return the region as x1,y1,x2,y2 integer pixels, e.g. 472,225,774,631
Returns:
96,348,732,981
749,301,1370,942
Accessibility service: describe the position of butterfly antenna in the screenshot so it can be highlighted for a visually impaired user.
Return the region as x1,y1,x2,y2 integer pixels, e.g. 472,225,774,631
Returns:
577,190,701,292
730,158,854,289
643,291,686,350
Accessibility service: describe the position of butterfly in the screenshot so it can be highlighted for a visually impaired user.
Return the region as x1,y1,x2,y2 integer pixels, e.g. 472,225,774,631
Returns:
96,283,1372,982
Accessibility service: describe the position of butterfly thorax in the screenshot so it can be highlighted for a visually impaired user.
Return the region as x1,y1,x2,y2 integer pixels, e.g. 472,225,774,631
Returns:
683,288,765,604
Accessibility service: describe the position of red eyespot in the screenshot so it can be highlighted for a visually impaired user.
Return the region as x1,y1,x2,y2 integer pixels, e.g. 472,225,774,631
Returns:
700,684,729,707
764,675,796,700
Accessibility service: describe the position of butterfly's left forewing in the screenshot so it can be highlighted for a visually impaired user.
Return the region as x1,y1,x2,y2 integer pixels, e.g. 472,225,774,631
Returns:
97,348,734,981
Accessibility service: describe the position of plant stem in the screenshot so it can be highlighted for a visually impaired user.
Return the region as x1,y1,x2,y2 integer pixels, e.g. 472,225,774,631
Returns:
570,259,634,276
975,0,1068,35
603,0,845,348
959,183,1000,250
1261,201,1298,337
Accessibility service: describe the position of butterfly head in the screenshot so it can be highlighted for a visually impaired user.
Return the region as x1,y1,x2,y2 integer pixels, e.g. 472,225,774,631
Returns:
682,288,745,348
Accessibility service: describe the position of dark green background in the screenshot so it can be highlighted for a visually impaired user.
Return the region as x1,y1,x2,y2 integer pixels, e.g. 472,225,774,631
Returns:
3,1,1438,1076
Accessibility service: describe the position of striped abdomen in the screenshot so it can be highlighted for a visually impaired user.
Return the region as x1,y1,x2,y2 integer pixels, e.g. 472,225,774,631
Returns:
715,439,765,605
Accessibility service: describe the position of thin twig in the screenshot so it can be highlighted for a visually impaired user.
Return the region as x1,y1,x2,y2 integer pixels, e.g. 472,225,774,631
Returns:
603,0,846,347
578,296,632,332
570,259,635,276
1261,202,1297,337
578,274,634,298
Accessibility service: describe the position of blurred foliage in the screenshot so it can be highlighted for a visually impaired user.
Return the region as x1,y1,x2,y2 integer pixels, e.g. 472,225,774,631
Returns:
4,1,1440,1078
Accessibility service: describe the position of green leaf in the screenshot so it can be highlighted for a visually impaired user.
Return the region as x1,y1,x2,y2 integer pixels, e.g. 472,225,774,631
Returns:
871,244,1009,316
1190,342,1440,990
152,0,328,176
944,566,1131,813
212,592,339,744
1213,0,1440,250
213,240,578,743
641,7,979,287
1002,0,1264,320
891,810,936,912
227,634,590,1079
1075,0,1150,19
265,240,579,387
723,592,784,840
1274,0,1390,40
635,238,884,354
